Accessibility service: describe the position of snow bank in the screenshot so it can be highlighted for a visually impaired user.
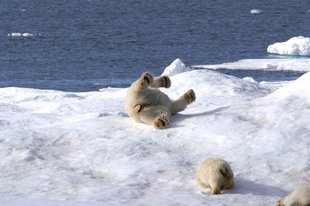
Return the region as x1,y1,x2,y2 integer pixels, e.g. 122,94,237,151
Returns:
267,36,310,56
161,58,191,76
250,9,262,14
0,65,309,205
193,58,310,71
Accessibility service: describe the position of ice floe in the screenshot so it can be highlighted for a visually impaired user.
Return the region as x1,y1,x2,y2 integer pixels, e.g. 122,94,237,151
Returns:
250,9,262,14
8,33,34,37
0,59,309,205
193,58,310,72
267,36,310,56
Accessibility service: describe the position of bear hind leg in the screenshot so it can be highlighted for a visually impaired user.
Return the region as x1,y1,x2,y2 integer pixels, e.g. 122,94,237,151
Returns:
139,107,170,129
153,113,170,129
182,89,196,104
171,89,196,115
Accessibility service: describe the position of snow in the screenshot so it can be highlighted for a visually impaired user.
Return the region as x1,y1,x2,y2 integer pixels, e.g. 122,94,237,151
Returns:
0,59,309,206
161,58,191,76
267,36,310,56
193,58,310,72
250,9,262,14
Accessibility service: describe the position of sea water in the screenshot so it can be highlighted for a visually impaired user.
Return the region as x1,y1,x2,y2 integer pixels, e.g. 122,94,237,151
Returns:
0,0,310,91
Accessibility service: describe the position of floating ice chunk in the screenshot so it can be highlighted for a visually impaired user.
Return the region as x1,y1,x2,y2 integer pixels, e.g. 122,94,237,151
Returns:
250,9,262,14
8,32,34,37
267,36,310,56
22,33,33,37
161,58,191,76
8,33,22,37
193,58,310,71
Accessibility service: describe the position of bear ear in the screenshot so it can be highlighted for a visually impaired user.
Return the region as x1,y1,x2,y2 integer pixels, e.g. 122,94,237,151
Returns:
220,168,228,177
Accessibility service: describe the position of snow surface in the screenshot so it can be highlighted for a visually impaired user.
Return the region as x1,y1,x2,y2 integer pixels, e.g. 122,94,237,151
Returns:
250,9,262,14
267,36,310,56
0,59,309,206
193,58,310,72
161,58,191,76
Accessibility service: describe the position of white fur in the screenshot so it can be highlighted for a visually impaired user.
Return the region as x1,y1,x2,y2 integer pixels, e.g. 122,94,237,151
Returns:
276,187,310,206
197,158,234,195
125,72,195,129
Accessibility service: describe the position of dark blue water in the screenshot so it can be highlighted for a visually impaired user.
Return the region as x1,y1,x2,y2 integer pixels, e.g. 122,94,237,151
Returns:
1,0,310,91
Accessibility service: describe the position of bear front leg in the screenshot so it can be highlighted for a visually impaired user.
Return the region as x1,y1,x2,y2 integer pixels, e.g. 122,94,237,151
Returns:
150,76,171,88
170,89,196,115
197,177,210,189
131,72,154,92
211,186,221,195
153,113,170,129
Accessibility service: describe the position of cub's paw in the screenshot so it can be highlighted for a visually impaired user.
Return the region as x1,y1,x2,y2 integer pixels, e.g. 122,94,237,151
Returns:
153,114,170,129
276,200,284,206
211,186,221,195
182,89,196,104
159,76,171,88
139,72,154,89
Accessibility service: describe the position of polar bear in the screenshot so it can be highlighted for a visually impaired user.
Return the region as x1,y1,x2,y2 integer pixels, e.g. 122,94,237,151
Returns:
196,158,234,195
125,72,195,129
276,187,310,206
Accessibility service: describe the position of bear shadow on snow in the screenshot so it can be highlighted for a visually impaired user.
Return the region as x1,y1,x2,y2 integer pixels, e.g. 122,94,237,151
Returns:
172,106,227,119
225,178,288,197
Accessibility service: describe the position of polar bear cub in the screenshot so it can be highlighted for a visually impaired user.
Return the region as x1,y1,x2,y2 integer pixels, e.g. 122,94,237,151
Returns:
276,187,310,206
197,158,234,195
125,72,195,129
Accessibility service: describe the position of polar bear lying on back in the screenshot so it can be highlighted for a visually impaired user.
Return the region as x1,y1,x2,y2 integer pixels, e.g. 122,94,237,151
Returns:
276,187,310,206
125,72,195,129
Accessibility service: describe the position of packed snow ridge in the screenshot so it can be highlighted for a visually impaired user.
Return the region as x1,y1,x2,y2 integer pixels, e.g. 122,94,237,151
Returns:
161,58,191,76
267,36,310,56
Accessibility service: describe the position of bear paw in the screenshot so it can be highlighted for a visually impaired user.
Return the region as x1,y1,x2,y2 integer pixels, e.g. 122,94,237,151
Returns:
159,76,171,88
183,89,196,104
139,72,154,90
211,186,221,195
276,200,284,206
153,114,170,129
